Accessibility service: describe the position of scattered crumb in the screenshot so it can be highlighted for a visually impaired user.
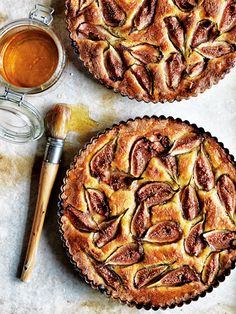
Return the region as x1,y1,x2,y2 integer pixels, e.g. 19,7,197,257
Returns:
0,13,8,24
0,154,34,187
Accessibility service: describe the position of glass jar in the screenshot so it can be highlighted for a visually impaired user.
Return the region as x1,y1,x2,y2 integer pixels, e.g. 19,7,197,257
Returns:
0,4,66,143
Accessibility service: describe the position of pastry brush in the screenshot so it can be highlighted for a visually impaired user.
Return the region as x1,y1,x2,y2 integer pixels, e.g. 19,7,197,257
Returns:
21,104,71,282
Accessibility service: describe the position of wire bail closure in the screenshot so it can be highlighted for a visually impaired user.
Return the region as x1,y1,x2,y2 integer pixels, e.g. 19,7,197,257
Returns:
29,4,54,26
4,88,24,104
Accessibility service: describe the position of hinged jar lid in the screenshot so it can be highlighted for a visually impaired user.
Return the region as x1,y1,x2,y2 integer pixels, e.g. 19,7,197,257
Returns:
0,89,44,143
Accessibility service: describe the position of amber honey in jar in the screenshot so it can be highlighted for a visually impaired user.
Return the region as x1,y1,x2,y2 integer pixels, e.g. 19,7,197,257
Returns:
0,5,65,94
0,27,59,88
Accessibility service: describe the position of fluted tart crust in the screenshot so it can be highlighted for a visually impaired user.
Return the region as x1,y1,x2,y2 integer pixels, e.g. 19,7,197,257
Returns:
59,117,236,309
66,0,236,102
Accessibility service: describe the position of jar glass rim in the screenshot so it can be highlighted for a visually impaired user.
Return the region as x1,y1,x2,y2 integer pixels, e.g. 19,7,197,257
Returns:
0,18,66,94
0,93,44,143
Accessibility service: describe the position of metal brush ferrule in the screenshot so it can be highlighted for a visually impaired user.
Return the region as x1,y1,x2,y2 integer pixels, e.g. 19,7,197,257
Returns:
44,137,64,164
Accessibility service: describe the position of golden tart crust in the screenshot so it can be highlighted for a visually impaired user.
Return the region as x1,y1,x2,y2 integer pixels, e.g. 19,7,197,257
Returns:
66,0,236,102
59,117,236,309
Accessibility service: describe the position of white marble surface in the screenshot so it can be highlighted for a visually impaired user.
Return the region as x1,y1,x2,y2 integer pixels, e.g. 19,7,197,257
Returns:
0,0,236,313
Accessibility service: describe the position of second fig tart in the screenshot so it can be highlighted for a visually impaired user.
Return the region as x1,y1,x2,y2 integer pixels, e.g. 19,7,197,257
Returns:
59,117,236,309
66,0,236,102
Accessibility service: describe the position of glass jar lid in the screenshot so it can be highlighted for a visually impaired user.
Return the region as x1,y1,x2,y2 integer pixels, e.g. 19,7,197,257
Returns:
0,89,44,143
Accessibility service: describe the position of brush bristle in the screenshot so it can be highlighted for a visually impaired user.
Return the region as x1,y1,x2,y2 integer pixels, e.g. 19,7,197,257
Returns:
44,104,71,140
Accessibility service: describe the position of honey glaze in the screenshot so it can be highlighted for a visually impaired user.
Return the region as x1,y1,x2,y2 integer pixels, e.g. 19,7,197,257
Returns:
69,105,99,134
63,103,118,166
67,102,118,144
0,28,59,88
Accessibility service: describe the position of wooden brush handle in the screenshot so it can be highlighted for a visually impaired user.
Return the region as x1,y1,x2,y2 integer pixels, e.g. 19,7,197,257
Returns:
21,161,59,282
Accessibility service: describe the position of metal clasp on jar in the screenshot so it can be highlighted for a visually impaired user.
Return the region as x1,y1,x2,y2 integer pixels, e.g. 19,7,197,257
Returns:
29,4,54,26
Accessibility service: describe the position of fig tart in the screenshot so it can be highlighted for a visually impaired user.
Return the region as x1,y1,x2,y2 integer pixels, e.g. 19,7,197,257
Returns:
66,0,236,102
59,117,236,309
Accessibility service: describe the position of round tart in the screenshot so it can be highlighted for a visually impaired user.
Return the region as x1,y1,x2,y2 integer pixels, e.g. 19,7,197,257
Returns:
66,0,236,102
59,117,236,309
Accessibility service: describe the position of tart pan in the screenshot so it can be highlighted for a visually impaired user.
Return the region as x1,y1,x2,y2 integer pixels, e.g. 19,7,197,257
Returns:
58,116,236,310
65,0,236,103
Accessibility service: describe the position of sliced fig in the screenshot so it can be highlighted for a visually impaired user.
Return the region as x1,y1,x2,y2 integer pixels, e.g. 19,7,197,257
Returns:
203,230,236,250
169,133,203,156
150,133,170,151
164,16,185,52
131,202,151,238
77,23,119,42
94,216,122,247
149,134,170,156
130,138,153,177
144,221,182,244
130,64,153,95
64,206,98,231
201,252,220,285
196,41,235,59
106,242,144,266
184,221,205,256
157,265,199,287
173,0,197,12
201,0,221,18
186,51,206,78
133,0,157,31
136,182,175,207
191,20,218,48
80,0,94,10
161,155,178,180
134,264,168,289
180,185,200,220
166,53,185,89
194,147,214,191
85,188,110,219
219,0,236,33
109,170,135,191
217,174,236,220
128,44,163,64
99,0,126,27
94,264,122,289
129,135,170,177
104,46,125,81
187,60,205,77
90,139,116,181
